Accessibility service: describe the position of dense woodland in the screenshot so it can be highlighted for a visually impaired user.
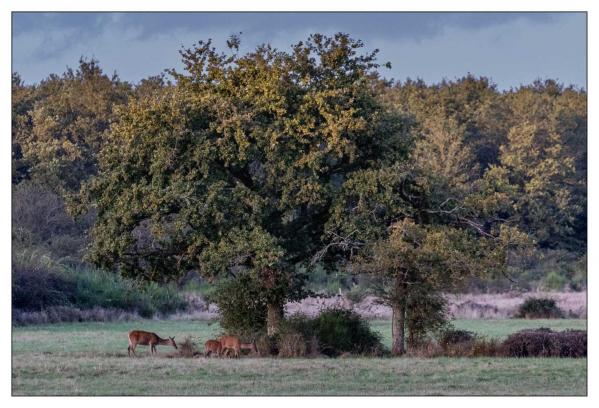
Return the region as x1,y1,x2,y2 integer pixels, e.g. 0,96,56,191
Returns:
12,34,586,353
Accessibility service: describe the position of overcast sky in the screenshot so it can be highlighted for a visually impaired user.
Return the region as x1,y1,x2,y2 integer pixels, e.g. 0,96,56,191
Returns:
12,12,587,90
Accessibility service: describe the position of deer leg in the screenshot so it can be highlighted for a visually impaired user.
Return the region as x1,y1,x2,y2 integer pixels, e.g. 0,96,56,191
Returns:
128,340,135,357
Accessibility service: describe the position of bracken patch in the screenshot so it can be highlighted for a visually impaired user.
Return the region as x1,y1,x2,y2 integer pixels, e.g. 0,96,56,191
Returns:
502,328,586,357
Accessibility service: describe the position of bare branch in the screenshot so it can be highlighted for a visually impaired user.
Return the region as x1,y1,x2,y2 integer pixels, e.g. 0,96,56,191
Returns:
310,229,364,265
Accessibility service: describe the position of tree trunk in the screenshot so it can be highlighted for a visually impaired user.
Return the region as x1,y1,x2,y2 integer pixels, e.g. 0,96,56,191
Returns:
266,302,281,337
391,301,406,355
391,274,407,356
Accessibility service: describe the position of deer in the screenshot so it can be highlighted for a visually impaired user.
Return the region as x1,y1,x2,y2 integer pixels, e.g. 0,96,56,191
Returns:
219,335,241,358
219,335,258,358
127,330,177,357
203,339,222,357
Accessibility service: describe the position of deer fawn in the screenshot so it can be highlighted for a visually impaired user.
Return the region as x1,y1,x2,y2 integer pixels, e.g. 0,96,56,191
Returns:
127,330,177,357
203,339,222,357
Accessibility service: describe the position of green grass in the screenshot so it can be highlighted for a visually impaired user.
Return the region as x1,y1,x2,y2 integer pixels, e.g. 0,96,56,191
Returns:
12,319,587,396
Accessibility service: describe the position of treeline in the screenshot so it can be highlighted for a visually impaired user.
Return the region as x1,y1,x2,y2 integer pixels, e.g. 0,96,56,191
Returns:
11,34,586,350
12,61,186,320
12,58,586,288
384,76,587,292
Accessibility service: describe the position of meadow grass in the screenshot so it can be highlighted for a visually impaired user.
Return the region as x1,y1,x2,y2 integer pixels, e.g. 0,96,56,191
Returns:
12,319,587,396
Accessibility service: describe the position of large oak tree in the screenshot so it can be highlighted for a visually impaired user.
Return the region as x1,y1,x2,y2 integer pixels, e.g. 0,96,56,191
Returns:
76,33,408,335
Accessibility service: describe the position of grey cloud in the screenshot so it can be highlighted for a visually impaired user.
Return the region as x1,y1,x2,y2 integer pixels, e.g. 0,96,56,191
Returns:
13,12,561,43
11,12,586,90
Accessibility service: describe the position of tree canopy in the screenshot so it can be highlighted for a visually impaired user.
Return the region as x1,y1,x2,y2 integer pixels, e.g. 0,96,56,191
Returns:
73,33,410,333
12,33,587,340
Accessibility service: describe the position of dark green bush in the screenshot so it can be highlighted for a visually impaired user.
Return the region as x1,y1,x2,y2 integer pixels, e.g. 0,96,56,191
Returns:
516,298,564,319
206,274,270,337
282,308,385,357
254,334,279,357
12,252,75,311
439,329,475,348
12,249,187,320
315,308,385,356
282,313,316,338
277,314,320,357
437,328,480,356
542,271,567,291
407,289,449,348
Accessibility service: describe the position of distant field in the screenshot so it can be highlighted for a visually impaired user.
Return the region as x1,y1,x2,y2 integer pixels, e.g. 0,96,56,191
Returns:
12,319,587,396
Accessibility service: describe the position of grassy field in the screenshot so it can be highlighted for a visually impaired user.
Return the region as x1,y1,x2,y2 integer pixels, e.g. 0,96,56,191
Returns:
12,319,587,396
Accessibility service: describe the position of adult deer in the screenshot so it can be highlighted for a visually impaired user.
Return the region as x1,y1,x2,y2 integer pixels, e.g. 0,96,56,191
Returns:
219,335,245,358
127,330,177,357
203,339,222,357
219,335,257,358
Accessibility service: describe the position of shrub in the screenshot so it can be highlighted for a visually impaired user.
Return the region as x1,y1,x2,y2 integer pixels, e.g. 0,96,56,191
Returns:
407,341,444,358
12,248,187,322
438,328,475,356
206,274,269,337
282,313,316,339
551,330,587,357
254,334,278,357
502,328,586,358
411,328,503,358
516,298,564,319
345,284,368,303
408,335,502,358
278,332,307,358
313,308,384,356
174,336,200,358
410,337,503,358
469,337,503,357
12,249,75,310
407,290,449,348
276,315,321,357
144,282,188,316
543,271,567,291
281,309,385,357
12,306,139,325
439,329,475,348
